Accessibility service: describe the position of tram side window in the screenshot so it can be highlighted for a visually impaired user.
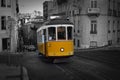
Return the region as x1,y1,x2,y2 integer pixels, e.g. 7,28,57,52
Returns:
43,29,46,42
48,27,56,40
57,27,66,40
67,27,73,40
39,31,42,42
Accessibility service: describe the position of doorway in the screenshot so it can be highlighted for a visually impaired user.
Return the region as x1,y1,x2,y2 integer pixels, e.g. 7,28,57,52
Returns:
2,38,10,51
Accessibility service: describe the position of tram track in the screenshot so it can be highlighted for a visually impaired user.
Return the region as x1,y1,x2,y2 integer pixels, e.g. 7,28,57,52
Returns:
74,54,120,80
75,51,120,70
55,56,110,80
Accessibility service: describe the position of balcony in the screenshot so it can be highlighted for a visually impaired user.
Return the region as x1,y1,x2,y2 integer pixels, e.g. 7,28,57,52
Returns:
87,8,100,17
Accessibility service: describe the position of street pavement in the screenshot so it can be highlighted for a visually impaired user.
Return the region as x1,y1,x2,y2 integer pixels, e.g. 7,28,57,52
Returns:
22,52,71,80
75,44,120,52
74,45,120,80
22,45,120,80
0,45,120,80
0,52,29,80
0,64,29,80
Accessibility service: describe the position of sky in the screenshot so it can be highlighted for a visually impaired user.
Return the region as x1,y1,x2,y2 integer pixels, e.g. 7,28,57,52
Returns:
19,0,49,15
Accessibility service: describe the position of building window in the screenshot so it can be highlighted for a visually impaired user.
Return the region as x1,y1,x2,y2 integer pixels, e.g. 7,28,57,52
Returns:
72,10,74,16
7,0,11,7
108,40,112,45
1,16,6,30
113,21,115,33
1,0,6,7
118,2,120,17
90,20,97,34
74,19,76,32
117,38,120,43
74,39,76,46
108,0,110,9
113,0,117,17
78,19,80,33
108,0,112,16
2,38,10,51
108,20,111,33
108,9,112,16
117,21,119,32
77,40,80,47
91,0,97,8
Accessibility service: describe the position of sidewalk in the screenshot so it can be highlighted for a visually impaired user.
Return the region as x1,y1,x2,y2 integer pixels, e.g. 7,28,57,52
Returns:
0,64,29,80
0,52,29,80
74,44,120,52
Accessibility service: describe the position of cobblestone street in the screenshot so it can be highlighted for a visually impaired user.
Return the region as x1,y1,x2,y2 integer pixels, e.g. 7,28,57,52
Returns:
0,46,120,80
21,46,120,80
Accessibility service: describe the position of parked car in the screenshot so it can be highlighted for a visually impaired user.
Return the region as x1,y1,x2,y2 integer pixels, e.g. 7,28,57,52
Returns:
27,45,36,51
23,45,29,50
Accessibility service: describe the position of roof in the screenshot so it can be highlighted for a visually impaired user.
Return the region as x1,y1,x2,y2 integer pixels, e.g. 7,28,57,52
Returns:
37,18,74,32
44,18,73,25
34,16,43,19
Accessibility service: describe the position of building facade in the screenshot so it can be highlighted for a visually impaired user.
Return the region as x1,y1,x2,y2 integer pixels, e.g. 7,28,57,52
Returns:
0,0,19,52
43,1,56,21
45,0,120,49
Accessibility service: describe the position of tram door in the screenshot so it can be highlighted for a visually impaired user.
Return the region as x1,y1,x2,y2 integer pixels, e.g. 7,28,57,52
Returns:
43,29,47,55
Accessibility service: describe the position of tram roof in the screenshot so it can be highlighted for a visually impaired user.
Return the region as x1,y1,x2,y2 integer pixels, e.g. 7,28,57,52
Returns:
37,18,73,32
43,18,73,25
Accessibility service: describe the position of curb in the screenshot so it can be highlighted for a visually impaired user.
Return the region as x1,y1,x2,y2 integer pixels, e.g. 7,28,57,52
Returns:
0,64,29,80
23,67,29,80
74,45,120,52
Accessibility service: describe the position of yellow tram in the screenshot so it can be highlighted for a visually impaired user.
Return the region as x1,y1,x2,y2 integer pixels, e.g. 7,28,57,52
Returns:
37,16,74,59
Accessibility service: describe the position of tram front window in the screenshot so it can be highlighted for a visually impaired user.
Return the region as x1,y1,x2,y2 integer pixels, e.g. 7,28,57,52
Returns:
48,27,56,40
57,27,66,40
67,27,73,40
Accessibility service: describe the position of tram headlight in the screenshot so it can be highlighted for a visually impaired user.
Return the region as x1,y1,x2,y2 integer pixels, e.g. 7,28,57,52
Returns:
60,48,64,52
